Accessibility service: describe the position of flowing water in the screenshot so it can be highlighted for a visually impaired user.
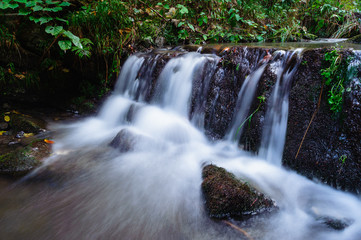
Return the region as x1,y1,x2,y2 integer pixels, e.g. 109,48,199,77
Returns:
1,49,361,240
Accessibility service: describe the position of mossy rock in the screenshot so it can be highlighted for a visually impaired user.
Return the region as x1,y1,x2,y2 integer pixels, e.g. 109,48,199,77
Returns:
201,165,274,219
0,147,40,176
347,34,361,44
6,112,46,133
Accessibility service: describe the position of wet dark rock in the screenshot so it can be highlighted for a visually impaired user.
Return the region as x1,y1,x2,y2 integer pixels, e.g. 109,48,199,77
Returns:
282,49,361,192
109,129,137,153
109,128,163,153
320,216,352,230
198,46,361,193
201,165,274,219
204,47,272,139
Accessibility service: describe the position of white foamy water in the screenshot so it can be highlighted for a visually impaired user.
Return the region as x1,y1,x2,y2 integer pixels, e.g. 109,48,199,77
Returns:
1,51,361,240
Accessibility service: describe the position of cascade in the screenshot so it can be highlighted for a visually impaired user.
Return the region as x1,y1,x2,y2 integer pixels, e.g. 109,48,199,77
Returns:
1,47,361,240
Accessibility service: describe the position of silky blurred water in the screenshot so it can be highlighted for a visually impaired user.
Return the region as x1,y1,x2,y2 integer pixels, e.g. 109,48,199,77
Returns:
1,51,361,240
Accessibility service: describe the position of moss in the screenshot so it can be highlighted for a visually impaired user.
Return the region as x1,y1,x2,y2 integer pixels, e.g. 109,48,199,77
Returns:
8,112,46,133
347,34,361,44
201,165,274,219
0,147,40,176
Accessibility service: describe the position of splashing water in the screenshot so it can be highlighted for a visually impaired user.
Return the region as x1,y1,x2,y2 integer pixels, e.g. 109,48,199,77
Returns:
1,50,361,240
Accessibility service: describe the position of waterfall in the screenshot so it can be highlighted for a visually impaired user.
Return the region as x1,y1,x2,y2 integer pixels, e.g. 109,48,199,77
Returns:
1,47,361,240
259,49,302,165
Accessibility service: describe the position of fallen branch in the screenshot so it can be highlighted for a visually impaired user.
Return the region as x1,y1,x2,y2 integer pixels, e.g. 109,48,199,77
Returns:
223,220,254,240
295,82,324,159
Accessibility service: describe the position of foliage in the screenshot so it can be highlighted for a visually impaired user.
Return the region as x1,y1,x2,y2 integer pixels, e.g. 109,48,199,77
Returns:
321,48,352,114
0,0,360,106
0,0,91,55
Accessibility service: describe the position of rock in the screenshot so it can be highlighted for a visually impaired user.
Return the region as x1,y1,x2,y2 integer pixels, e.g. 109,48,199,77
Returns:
320,216,352,230
109,128,164,153
0,146,40,176
0,122,8,130
109,129,137,153
347,34,361,44
201,165,274,219
8,112,46,134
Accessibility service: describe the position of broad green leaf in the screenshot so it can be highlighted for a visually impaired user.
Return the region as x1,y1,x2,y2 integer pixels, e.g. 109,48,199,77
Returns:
14,0,27,3
45,0,57,4
58,1,70,7
25,1,36,7
187,23,195,31
58,40,72,51
29,16,41,23
45,25,63,36
43,6,62,12
0,2,10,9
33,5,43,11
63,31,82,48
39,16,53,24
9,3,19,9
19,8,31,15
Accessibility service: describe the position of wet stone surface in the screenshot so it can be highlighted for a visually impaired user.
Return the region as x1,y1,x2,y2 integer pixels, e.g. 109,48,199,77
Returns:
201,165,274,219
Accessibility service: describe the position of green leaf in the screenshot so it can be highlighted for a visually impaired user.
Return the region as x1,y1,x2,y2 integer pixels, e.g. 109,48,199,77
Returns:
55,17,69,24
25,1,36,7
33,5,43,11
63,31,82,48
14,0,27,3
43,6,62,12
203,34,207,41
178,22,185,27
29,16,41,23
19,8,31,15
58,40,72,51
187,23,195,31
45,25,63,36
45,0,57,4
58,2,70,7
8,3,19,9
39,16,53,24
0,2,10,9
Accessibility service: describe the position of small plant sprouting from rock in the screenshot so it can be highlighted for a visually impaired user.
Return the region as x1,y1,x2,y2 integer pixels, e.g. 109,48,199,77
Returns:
339,155,347,164
320,48,351,115
234,95,266,141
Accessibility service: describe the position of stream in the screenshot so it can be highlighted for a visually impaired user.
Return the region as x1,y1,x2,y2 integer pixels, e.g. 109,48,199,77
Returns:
0,43,361,240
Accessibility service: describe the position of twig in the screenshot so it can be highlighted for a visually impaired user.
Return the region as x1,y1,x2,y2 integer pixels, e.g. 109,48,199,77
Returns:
295,82,324,159
39,34,61,64
0,13,20,16
223,220,254,240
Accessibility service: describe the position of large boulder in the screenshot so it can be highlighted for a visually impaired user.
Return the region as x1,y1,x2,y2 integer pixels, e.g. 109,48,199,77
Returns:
201,165,274,219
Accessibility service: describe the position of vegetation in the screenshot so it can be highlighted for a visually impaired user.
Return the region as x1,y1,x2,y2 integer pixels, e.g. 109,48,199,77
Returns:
0,0,360,107
321,48,352,115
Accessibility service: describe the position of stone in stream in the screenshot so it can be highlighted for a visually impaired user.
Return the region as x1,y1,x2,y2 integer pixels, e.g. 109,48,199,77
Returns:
201,165,274,219
109,128,167,153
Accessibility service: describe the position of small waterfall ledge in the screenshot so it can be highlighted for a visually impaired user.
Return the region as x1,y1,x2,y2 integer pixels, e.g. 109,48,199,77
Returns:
120,45,361,193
